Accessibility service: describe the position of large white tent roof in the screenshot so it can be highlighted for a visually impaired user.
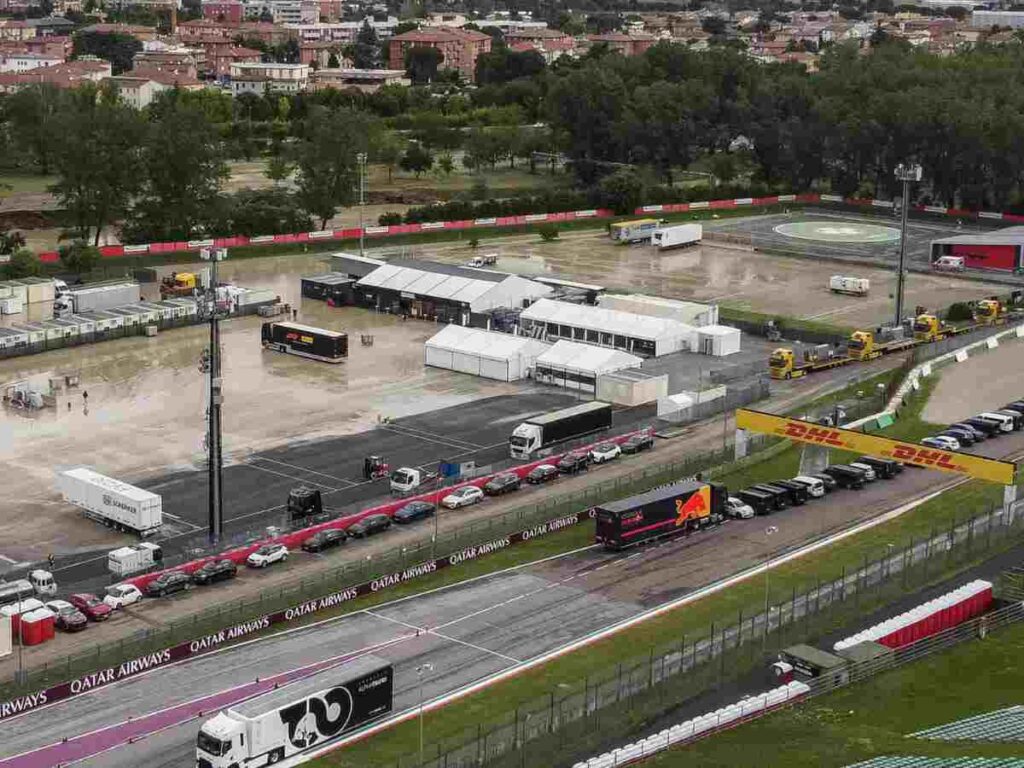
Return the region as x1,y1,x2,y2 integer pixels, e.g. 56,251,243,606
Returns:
425,325,551,361
358,263,496,305
521,298,694,343
536,340,642,375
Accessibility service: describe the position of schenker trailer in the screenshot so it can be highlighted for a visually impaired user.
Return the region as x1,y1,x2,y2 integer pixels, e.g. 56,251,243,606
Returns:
509,401,613,459
594,480,727,550
196,655,393,768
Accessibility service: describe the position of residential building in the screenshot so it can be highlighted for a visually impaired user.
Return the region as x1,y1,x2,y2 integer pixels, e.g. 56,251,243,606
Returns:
476,16,548,34
229,60,308,90
314,0,344,22
387,26,491,82
202,0,244,23
80,23,158,42
0,58,111,91
178,18,234,39
422,12,468,27
231,72,270,95
140,65,205,89
504,28,575,62
299,40,336,66
243,0,316,24
971,10,1024,27
285,18,397,43
310,66,408,92
585,32,657,56
105,75,165,108
0,52,63,72
133,48,199,80
24,17,76,37
0,21,35,41
235,20,296,45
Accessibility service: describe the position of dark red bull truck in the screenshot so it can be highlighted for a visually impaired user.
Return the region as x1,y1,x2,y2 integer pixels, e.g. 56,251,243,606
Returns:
594,480,727,551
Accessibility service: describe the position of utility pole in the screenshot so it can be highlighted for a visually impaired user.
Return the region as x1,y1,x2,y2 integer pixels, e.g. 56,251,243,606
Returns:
893,163,922,327
357,152,367,257
200,247,227,546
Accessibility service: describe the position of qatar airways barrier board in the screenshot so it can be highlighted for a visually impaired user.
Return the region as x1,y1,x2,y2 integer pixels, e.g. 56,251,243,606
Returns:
0,509,594,722
735,409,1016,485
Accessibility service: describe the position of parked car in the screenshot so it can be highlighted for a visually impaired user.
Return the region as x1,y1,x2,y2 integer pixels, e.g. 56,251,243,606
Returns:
103,583,143,610
736,489,774,516
978,411,1016,433
771,479,811,505
791,476,826,498
962,417,1001,437
442,485,485,509
1001,401,1024,416
995,409,1024,430
347,513,392,538
809,472,838,493
192,559,238,585
821,465,866,490
940,426,975,446
855,456,901,479
246,544,288,568
557,450,591,474
589,442,622,464
484,473,521,496
68,593,112,622
301,529,347,553
922,435,959,451
750,484,789,510
525,464,559,484
145,571,192,597
848,462,878,482
45,600,88,632
393,501,435,524
621,432,654,454
725,497,755,519
951,422,986,442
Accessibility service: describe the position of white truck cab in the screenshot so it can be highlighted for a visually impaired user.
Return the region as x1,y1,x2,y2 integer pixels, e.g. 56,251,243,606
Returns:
791,476,826,498
196,712,244,767
28,569,57,596
509,423,543,459
389,467,436,494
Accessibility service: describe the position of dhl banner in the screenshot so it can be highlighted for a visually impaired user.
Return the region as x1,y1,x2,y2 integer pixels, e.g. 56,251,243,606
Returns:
735,409,1016,485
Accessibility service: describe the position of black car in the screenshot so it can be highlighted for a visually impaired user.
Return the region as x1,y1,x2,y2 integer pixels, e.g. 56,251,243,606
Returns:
348,513,392,538
821,464,866,490
951,422,987,442
941,427,975,446
526,464,559,484
810,472,838,492
558,451,590,474
146,571,192,597
621,433,654,454
393,501,435,524
750,484,790,510
484,473,521,496
192,559,237,585
301,528,348,552
963,416,1002,437
1002,401,1024,416
855,456,901,479
771,479,811,505
736,489,774,516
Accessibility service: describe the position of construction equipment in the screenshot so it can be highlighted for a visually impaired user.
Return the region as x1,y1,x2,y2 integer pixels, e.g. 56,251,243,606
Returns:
847,324,915,361
160,272,198,299
768,345,851,380
973,299,1005,326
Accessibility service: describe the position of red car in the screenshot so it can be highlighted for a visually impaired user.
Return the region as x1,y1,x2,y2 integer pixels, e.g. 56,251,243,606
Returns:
69,593,113,622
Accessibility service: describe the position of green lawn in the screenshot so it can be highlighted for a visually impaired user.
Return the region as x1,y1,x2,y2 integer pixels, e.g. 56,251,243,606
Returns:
0,174,54,196
648,619,1024,767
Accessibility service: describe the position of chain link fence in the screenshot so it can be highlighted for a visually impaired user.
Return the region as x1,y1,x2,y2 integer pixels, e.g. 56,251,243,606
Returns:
658,377,770,427
389,496,1024,768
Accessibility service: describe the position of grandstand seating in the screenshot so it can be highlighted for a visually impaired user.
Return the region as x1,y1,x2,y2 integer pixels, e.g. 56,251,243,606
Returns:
910,705,1024,742
846,757,1024,767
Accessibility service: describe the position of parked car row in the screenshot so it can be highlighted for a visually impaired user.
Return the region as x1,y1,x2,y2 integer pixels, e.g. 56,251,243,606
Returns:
923,401,1024,451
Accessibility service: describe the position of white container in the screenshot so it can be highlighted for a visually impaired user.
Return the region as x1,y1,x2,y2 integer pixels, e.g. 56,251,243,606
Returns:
652,223,702,250
68,282,141,313
58,467,162,535
696,325,741,356
22,277,55,304
829,276,870,296
0,297,22,314
4,281,28,302
107,542,162,576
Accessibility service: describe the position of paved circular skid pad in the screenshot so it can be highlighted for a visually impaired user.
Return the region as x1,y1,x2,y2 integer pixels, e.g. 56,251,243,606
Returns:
773,221,901,243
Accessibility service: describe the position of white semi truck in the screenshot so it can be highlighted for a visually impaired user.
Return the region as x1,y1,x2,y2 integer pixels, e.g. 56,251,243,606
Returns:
58,468,163,536
196,655,393,768
651,223,702,250
509,401,613,459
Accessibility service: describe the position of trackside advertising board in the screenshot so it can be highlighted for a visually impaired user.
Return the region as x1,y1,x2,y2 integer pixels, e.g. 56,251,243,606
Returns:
0,509,594,722
735,409,1016,485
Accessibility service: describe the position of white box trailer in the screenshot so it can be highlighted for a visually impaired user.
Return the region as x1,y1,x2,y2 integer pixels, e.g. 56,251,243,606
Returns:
829,276,870,296
196,655,394,768
652,223,702,250
58,468,162,536
59,282,142,315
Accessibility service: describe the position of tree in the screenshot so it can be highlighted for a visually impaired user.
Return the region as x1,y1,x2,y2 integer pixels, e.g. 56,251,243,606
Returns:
474,47,545,85
436,152,454,177
353,20,380,68
72,31,142,75
700,16,727,36
374,132,405,183
3,249,42,279
291,107,375,229
0,225,25,257
50,93,143,245
221,188,312,237
327,51,340,68
404,46,443,84
399,142,433,177
265,154,294,185
7,85,66,174
58,241,101,277
596,168,645,214
537,223,559,241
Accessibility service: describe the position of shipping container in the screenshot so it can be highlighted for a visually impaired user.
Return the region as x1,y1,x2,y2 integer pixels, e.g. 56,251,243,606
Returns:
829,276,870,296
59,282,142,314
261,321,348,363
595,481,726,550
651,223,702,250
509,401,613,459
0,297,22,314
195,655,393,768
58,468,163,536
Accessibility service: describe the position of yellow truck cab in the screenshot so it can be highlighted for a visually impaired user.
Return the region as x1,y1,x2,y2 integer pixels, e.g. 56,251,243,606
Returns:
913,314,947,342
769,348,798,379
847,330,877,361
974,299,1004,326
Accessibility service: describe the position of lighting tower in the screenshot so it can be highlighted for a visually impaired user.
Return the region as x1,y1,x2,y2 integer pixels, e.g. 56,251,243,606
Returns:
200,247,228,545
893,163,922,327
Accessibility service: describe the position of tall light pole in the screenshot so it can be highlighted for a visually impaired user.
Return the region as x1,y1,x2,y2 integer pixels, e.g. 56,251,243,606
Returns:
893,163,922,327
762,525,779,648
357,152,367,257
417,662,434,766
200,247,227,546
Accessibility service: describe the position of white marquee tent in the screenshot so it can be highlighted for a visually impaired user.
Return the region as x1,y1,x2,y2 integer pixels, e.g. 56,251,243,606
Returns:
424,325,551,381
534,339,643,392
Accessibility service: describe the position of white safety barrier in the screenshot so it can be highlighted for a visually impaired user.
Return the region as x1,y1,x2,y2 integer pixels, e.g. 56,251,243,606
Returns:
570,681,811,768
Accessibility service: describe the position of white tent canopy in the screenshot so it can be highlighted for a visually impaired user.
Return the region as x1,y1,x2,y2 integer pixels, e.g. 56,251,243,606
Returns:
535,339,642,391
424,325,551,381
598,294,718,327
520,298,696,357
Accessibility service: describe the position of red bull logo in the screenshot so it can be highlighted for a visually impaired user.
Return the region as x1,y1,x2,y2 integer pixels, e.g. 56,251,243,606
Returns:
675,486,711,526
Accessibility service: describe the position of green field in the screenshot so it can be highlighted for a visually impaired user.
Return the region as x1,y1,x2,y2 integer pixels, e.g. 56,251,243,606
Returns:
648,619,1024,768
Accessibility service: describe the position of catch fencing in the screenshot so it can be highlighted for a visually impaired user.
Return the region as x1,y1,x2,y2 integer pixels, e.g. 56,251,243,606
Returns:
658,378,770,426
386,493,1024,768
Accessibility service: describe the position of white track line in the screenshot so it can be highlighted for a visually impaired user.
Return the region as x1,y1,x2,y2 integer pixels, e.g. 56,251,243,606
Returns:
364,610,521,664
250,456,358,487
383,421,486,449
240,461,342,491
380,424,483,452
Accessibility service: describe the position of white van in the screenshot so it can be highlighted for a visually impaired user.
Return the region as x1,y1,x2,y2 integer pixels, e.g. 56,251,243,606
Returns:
978,412,1014,433
932,256,965,273
791,476,826,498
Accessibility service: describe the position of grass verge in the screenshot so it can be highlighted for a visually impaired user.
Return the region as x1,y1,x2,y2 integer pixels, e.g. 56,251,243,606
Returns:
649,619,1024,767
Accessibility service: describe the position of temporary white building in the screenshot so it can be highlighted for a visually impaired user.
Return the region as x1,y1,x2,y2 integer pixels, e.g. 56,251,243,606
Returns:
534,340,643,392
696,325,741,357
596,369,668,406
424,325,551,382
519,298,696,357
598,294,719,327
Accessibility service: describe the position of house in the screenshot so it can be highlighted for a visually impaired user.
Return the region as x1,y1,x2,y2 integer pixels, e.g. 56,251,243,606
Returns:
0,52,63,72
229,60,309,91
504,28,575,62
387,26,491,82
285,19,398,43
133,49,199,80
0,21,35,42
234,20,296,45
585,32,657,56
140,67,205,89
179,18,234,40
80,23,158,42
298,40,336,66
24,17,76,37
309,67,409,92
0,58,111,92
104,75,165,108
202,0,244,23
